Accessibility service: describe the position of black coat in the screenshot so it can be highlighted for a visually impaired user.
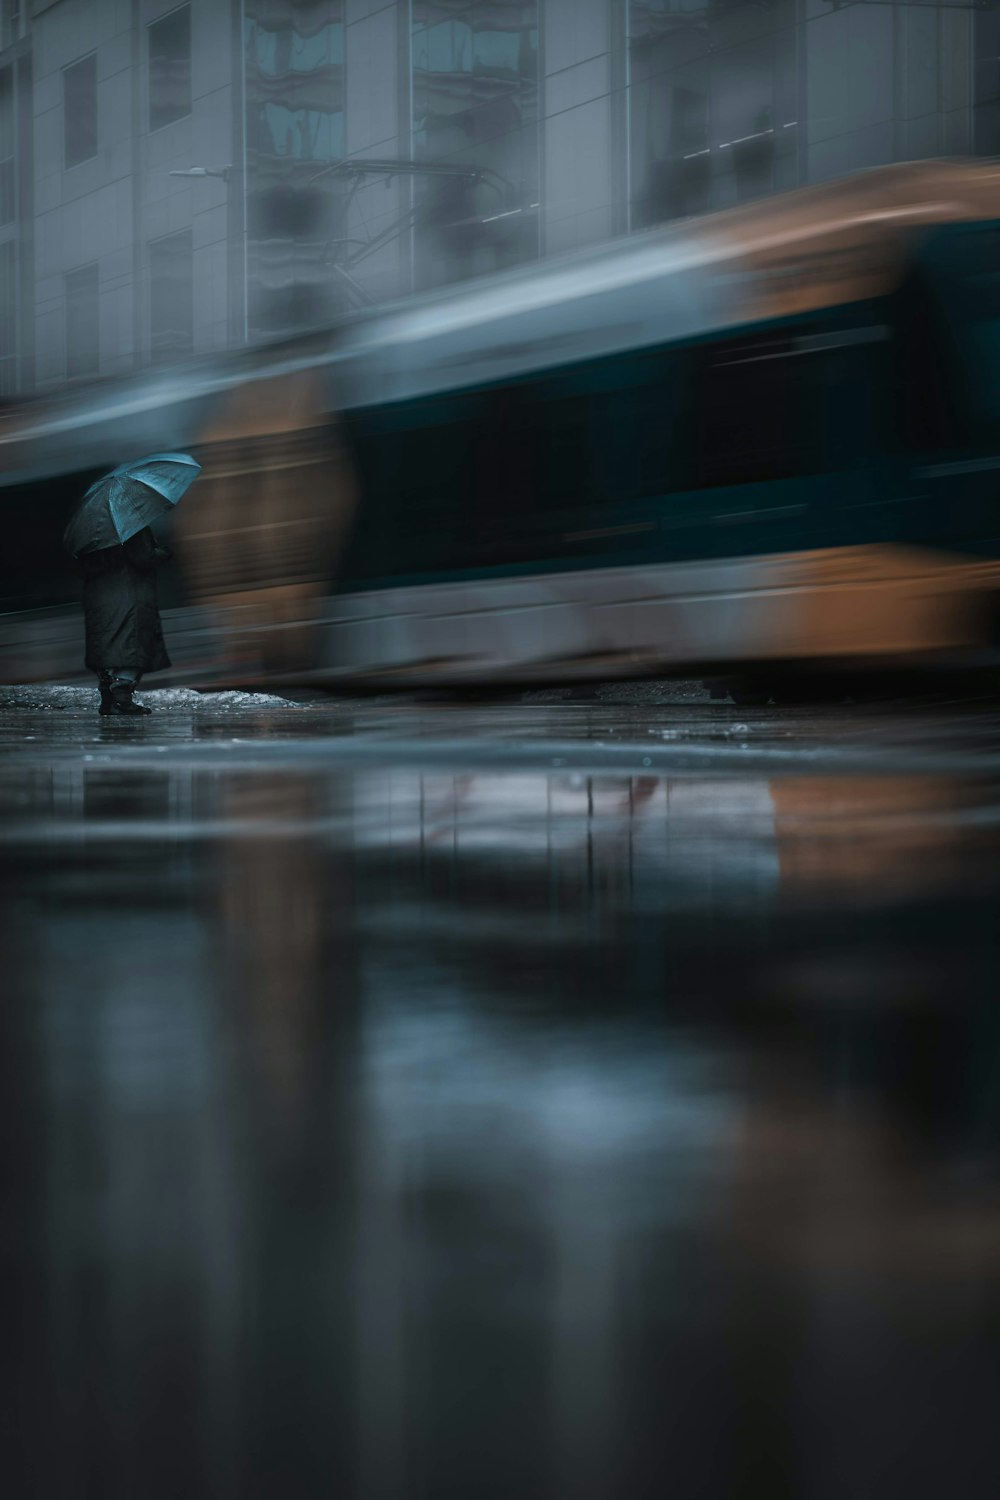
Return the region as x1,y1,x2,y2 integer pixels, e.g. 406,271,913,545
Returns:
79,528,171,675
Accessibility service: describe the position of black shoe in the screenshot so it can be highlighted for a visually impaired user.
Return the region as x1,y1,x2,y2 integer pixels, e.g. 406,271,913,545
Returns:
106,699,152,716
109,679,152,716
98,672,114,715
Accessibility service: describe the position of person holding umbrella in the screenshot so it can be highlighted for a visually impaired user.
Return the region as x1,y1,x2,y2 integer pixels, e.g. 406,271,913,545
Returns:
63,453,201,715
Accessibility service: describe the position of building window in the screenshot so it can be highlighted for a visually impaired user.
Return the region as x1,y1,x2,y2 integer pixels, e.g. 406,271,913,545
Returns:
149,5,192,132
0,66,13,226
65,263,99,380
411,1,539,290
244,0,344,338
63,54,97,170
628,1,797,228
149,230,193,361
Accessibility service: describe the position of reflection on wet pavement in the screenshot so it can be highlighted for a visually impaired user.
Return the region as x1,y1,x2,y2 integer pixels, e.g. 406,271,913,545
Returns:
2,742,1000,1498
4,683,1000,762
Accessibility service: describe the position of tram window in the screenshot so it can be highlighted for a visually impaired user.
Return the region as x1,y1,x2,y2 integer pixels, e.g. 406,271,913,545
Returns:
893,270,964,452
345,387,503,579
530,347,680,513
930,227,1000,443
893,227,1000,452
691,335,817,488
467,382,542,565
961,233,1000,435
360,348,687,578
689,328,891,486
613,348,682,498
530,373,615,523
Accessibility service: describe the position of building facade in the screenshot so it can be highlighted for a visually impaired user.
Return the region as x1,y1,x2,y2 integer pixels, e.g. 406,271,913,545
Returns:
1,0,999,396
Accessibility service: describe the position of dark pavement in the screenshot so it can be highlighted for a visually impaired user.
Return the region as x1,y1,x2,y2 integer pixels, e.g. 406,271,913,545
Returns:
2,682,1000,1498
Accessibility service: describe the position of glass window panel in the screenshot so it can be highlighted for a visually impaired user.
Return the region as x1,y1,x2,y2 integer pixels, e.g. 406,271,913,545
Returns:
149,230,193,361
66,263,99,380
418,20,472,74
691,331,837,489
64,54,97,170
244,2,344,165
628,0,796,226
249,101,343,160
412,1,539,289
149,5,192,132
244,2,344,339
248,19,343,76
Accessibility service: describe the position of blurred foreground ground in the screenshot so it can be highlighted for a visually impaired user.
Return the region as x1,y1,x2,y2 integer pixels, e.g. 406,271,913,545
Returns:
2,682,999,1499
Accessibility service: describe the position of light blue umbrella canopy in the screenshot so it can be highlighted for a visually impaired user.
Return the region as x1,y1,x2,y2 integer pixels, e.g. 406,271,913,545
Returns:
63,452,201,556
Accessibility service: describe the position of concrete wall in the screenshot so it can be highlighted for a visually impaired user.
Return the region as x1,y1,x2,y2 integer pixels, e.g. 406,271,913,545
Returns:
32,0,135,383
542,0,616,255
31,0,233,387
805,1,972,182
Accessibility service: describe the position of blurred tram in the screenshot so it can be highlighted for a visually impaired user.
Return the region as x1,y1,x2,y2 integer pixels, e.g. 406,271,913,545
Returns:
4,158,1000,691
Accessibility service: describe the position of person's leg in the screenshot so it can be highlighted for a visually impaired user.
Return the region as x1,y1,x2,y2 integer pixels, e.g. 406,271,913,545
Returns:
97,670,114,715
108,670,151,716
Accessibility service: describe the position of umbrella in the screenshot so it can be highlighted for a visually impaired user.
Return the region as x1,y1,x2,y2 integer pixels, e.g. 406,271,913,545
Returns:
63,452,201,557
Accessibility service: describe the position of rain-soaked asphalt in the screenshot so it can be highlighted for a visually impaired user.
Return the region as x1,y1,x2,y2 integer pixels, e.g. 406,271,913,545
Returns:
2,681,1000,1499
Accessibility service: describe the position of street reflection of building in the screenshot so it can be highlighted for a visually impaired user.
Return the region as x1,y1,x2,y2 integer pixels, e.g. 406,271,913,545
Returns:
3,762,990,912
340,769,985,909
5,751,1000,1494
6,1,1000,391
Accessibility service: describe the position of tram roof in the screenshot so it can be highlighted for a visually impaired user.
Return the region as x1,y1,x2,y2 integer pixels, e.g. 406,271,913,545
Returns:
338,157,1000,404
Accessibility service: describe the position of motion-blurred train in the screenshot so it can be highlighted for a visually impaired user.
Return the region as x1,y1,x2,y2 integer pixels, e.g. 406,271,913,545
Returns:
4,158,1000,694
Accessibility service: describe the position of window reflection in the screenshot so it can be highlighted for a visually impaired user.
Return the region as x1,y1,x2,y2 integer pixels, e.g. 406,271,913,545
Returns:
249,18,343,77
248,101,341,162
629,0,797,227
412,1,539,289
245,10,344,159
244,0,344,338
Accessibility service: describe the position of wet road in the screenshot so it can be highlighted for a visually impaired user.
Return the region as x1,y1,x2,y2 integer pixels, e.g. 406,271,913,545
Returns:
2,684,1000,1499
